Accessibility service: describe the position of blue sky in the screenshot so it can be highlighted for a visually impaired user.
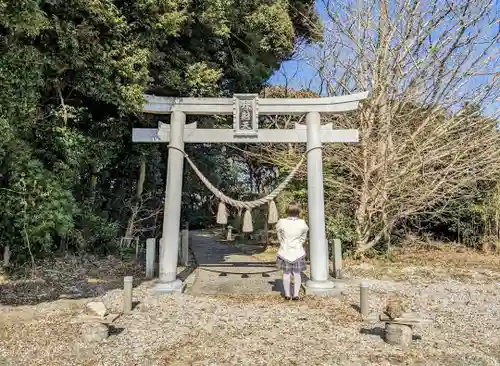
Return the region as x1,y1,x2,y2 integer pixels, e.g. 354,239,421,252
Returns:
268,0,499,118
267,0,328,93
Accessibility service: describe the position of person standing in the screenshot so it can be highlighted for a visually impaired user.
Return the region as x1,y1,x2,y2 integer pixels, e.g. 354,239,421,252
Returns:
275,202,308,301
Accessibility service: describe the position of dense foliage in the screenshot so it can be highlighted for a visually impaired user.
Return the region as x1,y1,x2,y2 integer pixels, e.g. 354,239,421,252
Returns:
0,0,320,263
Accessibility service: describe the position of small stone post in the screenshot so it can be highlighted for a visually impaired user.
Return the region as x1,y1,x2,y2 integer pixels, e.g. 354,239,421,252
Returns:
226,225,233,241
360,281,369,318
180,228,189,267
178,232,182,260
123,276,133,313
3,245,10,267
333,239,342,279
159,237,164,268
145,238,156,278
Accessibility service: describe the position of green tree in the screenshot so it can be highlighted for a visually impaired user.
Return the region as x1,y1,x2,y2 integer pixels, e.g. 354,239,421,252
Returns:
0,0,321,264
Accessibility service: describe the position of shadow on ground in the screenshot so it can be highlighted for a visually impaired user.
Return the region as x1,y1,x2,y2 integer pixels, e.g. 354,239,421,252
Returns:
0,254,149,306
191,231,280,275
193,230,273,265
351,304,361,313
0,231,281,305
189,231,294,295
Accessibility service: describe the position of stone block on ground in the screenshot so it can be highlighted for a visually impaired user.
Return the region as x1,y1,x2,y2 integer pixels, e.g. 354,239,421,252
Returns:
384,323,413,347
384,296,406,320
86,301,107,317
81,322,109,343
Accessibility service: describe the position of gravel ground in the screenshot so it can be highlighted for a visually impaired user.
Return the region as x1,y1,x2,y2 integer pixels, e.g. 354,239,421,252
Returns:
1,247,500,365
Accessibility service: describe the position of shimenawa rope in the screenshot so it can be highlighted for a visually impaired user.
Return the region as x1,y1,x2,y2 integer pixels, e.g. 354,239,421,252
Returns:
169,145,307,232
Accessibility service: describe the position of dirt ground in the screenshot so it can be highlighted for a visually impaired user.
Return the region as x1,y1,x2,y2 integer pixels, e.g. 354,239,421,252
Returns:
1,244,500,366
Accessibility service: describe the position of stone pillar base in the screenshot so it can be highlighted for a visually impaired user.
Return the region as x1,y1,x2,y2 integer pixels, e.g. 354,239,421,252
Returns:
154,279,185,295
303,280,343,297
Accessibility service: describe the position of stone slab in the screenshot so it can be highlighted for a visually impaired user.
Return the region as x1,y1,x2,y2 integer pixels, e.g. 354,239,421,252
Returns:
153,279,186,295
81,322,109,343
302,284,344,298
71,313,120,324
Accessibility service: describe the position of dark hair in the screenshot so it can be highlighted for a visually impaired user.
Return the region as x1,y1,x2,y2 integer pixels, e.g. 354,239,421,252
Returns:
287,202,301,218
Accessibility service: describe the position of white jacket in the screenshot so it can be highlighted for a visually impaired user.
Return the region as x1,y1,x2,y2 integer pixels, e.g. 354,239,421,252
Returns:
276,217,308,262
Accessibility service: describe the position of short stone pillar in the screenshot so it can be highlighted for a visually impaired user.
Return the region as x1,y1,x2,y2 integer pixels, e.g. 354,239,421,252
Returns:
123,276,133,313
360,281,369,318
145,238,156,278
179,228,189,266
226,225,234,241
333,239,342,279
159,237,164,267
3,245,10,267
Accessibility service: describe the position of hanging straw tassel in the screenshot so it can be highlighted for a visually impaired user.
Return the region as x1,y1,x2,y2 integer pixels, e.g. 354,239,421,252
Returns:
242,209,253,233
267,200,279,224
216,201,228,225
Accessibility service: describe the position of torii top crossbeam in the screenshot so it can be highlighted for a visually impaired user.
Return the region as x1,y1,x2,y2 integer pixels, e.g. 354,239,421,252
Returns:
143,92,368,115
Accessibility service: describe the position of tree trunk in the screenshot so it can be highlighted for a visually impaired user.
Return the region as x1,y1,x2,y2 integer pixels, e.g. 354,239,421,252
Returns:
355,0,391,255
59,234,67,253
124,157,146,239
355,107,375,252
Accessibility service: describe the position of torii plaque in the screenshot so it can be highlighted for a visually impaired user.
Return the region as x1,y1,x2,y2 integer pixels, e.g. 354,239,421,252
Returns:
133,91,368,295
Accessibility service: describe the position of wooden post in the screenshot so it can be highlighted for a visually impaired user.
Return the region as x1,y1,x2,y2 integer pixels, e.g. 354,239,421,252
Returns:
145,238,156,278
333,239,342,279
123,276,133,313
360,281,369,318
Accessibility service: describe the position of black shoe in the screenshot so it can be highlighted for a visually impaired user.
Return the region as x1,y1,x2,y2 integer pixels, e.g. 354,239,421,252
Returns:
292,296,300,301
284,296,291,301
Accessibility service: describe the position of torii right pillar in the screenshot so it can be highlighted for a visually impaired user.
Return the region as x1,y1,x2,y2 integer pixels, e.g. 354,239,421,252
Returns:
304,111,338,296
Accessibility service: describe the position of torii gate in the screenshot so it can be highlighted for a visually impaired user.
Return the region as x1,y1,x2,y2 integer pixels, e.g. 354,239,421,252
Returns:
132,92,368,296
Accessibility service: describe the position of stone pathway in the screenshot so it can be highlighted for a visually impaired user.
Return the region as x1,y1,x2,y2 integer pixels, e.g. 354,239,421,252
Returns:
186,231,288,295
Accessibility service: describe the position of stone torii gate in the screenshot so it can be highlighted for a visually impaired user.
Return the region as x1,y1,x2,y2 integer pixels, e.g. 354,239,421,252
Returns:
132,92,368,296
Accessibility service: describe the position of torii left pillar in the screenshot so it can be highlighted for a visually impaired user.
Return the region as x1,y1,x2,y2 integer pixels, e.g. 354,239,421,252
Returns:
157,111,185,292
133,92,368,295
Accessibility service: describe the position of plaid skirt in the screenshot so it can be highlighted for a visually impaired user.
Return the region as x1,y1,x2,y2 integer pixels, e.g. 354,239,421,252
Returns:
276,255,306,274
